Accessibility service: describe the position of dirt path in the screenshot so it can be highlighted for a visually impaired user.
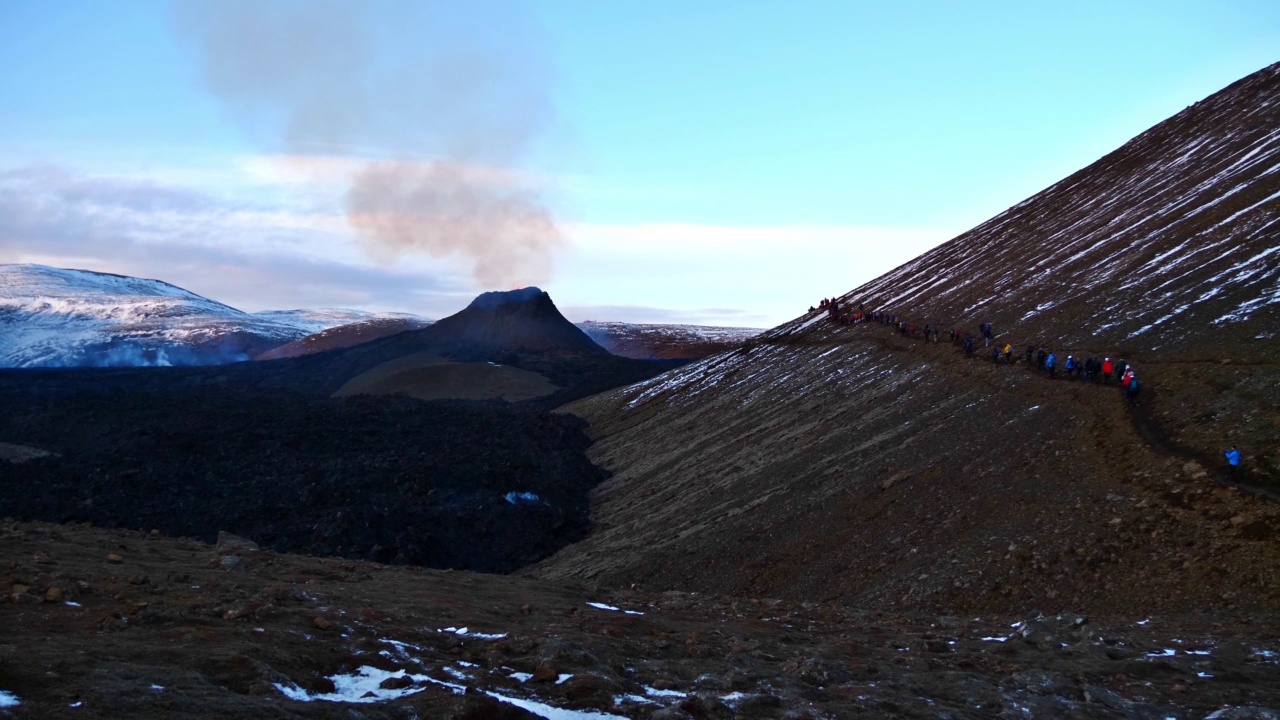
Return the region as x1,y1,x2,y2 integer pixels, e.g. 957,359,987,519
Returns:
762,318,1280,505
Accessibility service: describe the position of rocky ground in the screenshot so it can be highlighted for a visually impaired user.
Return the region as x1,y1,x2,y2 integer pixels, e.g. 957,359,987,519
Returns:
0,520,1277,719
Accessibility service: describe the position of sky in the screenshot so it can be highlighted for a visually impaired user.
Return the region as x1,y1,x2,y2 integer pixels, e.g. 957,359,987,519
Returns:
0,1,1276,328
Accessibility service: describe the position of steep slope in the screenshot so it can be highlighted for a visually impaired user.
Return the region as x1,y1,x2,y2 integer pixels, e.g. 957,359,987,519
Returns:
425,287,607,355
533,63,1280,615
0,265,418,367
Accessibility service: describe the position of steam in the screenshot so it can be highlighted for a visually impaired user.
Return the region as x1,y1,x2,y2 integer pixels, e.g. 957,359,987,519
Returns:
175,0,560,288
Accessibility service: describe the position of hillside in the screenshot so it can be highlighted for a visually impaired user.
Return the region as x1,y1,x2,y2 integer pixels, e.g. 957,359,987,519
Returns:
253,317,433,360
533,63,1280,616
0,265,419,367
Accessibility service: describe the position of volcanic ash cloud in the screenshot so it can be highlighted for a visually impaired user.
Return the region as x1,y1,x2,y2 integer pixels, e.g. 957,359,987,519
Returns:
176,0,560,289
346,161,560,290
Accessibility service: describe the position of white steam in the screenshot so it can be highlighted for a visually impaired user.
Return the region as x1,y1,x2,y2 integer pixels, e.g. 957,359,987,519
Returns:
174,0,560,288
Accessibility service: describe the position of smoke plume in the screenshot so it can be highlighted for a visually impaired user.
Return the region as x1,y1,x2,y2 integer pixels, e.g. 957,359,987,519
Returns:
175,0,560,288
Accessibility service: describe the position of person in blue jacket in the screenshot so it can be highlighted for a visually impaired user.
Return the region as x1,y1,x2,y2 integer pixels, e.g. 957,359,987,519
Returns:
1045,352,1056,378
1225,446,1242,480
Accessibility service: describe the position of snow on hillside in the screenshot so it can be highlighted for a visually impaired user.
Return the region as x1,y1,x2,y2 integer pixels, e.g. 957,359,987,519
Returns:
577,321,761,345
0,265,420,368
252,309,428,336
821,63,1280,357
577,320,762,360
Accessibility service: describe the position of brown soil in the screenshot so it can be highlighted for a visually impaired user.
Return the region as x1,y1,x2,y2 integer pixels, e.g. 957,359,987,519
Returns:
1,520,1277,719
538,323,1280,619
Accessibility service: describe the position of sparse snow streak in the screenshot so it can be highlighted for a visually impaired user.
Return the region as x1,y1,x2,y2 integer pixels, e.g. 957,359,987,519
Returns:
798,70,1280,351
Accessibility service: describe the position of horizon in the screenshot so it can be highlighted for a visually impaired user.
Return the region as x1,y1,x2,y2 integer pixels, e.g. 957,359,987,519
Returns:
1,1,1277,328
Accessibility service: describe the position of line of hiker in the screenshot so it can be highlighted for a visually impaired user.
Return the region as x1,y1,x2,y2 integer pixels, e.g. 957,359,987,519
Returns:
809,297,1247,482
810,298,1143,404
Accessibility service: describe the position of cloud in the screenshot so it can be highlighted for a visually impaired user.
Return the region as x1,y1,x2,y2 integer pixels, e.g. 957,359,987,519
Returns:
0,165,469,316
174,0,561,289
554,221,953,328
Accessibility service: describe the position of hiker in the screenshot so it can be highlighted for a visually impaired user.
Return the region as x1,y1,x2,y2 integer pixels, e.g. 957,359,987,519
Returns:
1224,446,1242,480
1115,359,1128,379
964,336,974,357
1065,355,1075,378
1120,366,1135,389
1101,357,1114,384
1004,344,1013,363
992,345,1001,363
1126,375,1140,404
1025,345,1035,365
1037,349,1046,369
1046,352,1056,378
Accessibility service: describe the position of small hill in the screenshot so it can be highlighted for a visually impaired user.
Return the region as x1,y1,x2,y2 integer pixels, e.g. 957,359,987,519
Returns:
532,62,1280,617
254,317,433,361
425,288,607,355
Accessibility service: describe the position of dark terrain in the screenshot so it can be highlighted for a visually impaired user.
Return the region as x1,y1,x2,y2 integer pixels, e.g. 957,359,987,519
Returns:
1,520,1278,719
0,64,1278,720
0,288,677,574
0,390,604,572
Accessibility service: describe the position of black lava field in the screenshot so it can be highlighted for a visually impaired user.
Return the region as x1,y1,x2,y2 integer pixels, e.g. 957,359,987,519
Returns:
0,387,607,572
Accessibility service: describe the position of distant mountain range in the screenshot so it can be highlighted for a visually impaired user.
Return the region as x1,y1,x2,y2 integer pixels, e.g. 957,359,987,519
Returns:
0,264,424,367
0,264,761,368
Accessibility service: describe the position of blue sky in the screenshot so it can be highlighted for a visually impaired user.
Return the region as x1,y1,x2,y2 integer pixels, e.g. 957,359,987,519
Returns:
1,1,1276,326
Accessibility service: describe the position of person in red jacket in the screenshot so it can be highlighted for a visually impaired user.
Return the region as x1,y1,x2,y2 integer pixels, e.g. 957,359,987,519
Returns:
1101,357,1114,384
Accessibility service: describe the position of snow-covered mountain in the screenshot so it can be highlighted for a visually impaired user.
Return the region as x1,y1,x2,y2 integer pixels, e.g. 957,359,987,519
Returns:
0,265,423,368
577,320,761,360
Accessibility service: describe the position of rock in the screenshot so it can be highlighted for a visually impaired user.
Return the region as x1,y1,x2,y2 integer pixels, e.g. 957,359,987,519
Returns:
379,674,415,690
44,587,63,603
307,677,336,694
106,553,123,564
11,592,40,605
216,531,261,555
313,616,334,630
539,637,598,668
531,664,557,683
563,673,615,702
223,602,263,621
32,552,54,565
648,705,696,720
925,639,952,653
784,657,850,686
220,555,247,572
11,584,29,595
128,574,149,585
1005,668,1077,698
1083,685,1166,720
678,694,734,719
